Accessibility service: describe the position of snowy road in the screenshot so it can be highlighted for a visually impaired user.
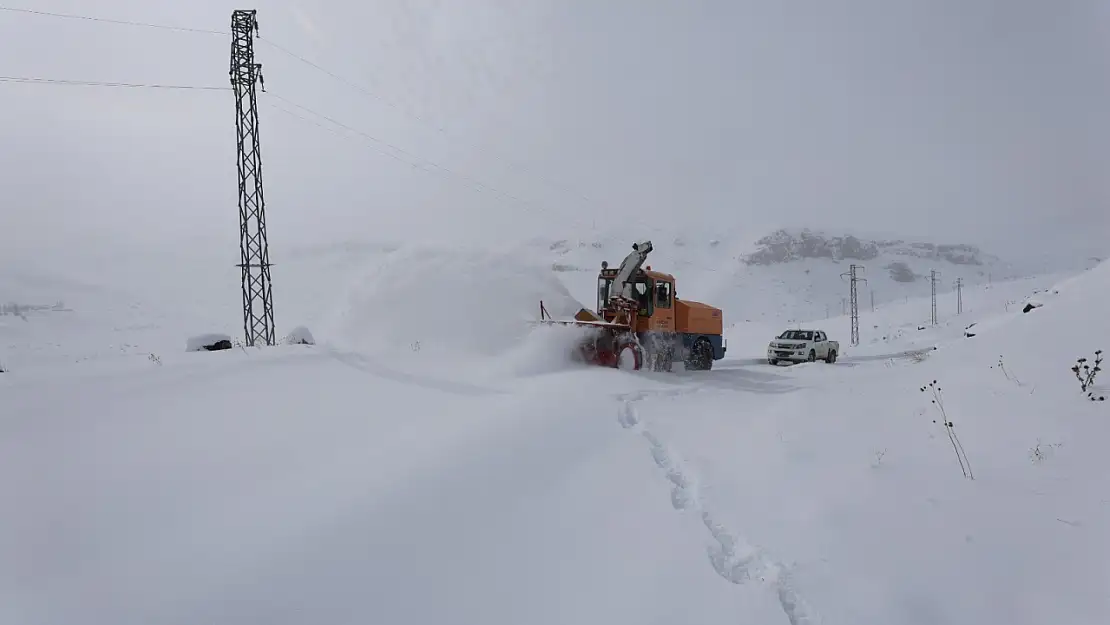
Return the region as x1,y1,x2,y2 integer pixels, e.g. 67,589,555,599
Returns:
2,258,1109,624
0,347,790,625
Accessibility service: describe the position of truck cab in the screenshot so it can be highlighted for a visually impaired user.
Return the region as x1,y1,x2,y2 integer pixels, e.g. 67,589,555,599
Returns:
596,267,675,332
596,266,726,370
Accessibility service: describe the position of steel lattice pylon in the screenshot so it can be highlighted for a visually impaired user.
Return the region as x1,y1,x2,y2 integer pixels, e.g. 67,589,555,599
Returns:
840,264,867,346
930,269,941,326
229,10,275,347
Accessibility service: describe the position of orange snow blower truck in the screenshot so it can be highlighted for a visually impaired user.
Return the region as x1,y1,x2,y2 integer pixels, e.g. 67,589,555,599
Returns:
539,240,726,371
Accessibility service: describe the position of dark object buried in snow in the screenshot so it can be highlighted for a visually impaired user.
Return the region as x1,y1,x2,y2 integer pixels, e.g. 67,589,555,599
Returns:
964,322,977,338
1022,302,1042,313
186,333,234,352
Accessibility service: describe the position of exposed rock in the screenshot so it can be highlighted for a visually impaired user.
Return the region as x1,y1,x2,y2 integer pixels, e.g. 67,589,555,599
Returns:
744,230,880,265
742,229,994,267
886,261,917,283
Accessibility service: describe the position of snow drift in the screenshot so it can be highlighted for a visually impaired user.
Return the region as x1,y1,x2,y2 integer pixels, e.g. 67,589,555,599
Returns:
323,246,587,360
281,325,316,345
493,321,603,377
2,239,1107,625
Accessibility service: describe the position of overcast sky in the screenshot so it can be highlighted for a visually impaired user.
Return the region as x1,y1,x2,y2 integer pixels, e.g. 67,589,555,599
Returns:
1,0,1107,265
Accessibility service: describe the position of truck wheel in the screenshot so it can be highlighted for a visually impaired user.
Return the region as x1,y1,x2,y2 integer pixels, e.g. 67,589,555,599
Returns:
655,346,674,372
617,343,643,371
687,339,713,371
825,349,837,364
808,350,816,362
768,358,778,366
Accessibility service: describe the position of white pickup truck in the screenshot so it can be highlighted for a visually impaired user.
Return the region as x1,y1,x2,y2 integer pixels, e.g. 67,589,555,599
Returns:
767,329,839,365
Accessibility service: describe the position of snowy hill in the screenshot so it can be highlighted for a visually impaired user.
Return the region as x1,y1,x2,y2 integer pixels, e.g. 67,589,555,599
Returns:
2,237,1108,624
742,229,997,267
491,227,1081,327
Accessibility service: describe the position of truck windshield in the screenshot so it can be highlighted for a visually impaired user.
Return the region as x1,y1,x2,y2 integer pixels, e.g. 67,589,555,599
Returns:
598,276,652,316
634,279,652,316
779,330,813,341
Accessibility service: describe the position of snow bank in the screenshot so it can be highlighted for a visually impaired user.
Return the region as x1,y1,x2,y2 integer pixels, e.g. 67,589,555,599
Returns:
632,259,1110,624
325,246,587,359
281,325,315,345
0,325,744,625
6,239,1105,625
494,322,602,377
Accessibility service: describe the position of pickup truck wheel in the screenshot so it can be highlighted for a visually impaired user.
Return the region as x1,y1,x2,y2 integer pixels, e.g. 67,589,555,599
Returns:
807,350,816,363
768,358,778,366
825,349,837,364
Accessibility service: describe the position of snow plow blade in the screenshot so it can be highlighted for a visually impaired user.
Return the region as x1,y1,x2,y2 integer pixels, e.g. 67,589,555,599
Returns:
537,300,644,370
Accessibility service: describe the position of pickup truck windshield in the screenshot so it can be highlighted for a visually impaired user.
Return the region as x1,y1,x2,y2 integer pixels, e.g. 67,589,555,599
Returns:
779,330,814,341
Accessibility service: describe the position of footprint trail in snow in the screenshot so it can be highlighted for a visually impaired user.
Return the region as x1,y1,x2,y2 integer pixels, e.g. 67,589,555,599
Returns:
618,396,820,625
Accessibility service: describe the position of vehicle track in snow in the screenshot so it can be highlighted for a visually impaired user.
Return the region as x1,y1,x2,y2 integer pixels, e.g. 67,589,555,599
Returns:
617,392,820,625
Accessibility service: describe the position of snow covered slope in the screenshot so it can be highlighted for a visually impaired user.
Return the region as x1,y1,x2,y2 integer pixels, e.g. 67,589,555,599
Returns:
498,227,1087,326
1,243,1107,624
724,269,1080,360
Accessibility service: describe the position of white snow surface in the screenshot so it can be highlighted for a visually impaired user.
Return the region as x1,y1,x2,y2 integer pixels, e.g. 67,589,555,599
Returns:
1,242,1108,625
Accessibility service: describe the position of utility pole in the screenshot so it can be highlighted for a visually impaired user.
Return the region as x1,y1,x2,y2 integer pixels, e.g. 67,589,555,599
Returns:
870,289,875,312
930,269,941,325
230,10,276,347
840,264,867,346
955,278,963,314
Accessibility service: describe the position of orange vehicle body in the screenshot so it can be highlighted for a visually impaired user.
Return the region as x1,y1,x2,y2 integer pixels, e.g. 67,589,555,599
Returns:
543,264,726,372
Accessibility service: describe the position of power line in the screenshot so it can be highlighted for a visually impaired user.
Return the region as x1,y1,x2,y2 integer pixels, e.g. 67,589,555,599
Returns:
258,38,368,101
0,6,226,35
0,71,566,221
1,6,588,225
0,75,229,90
0,3,598,209
258,36,598,209
265,91,563,219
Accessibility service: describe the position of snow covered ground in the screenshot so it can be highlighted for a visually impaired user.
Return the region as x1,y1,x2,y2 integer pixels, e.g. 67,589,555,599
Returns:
1,244,1108,624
